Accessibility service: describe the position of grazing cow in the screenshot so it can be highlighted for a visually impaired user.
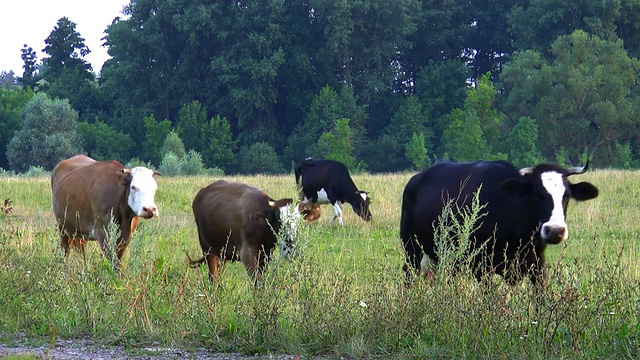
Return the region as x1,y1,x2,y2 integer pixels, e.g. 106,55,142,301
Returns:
51,155,160,271
295,159,371,225
189,180,299,285
400,160,599,284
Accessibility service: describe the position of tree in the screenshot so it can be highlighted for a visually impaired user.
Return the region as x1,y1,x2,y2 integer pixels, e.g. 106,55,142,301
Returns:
500,30,640,163
77,120,132,161
373,94,433,171
142,114,172,166
161,130,186,159
19,45,38,90
40,17,102,122
176,101,207,152
503,117,543,167
316,118,356,170
0,87,34,169
237,142,284,174
6,93,82,172
406,132,428,170
41,17,92,81
441,109,491,161
200,115,237,171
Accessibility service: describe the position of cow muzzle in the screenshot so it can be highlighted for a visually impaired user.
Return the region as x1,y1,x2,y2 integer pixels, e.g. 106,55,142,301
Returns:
140,205,159,219
541,223,567,244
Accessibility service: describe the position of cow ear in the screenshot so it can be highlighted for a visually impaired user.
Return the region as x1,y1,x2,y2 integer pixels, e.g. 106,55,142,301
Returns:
268,198,294,208
153,171,161,177
500,178,531,196
569,182,599,201
119,168,133,186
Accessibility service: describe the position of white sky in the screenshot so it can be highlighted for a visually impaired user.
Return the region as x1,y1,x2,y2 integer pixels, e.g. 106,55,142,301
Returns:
0,0,130,75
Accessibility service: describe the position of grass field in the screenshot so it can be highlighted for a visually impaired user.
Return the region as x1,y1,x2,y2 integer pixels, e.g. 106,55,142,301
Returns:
0,170,638,359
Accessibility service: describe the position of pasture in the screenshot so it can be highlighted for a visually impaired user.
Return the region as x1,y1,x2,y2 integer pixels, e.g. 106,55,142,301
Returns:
0,170,638,359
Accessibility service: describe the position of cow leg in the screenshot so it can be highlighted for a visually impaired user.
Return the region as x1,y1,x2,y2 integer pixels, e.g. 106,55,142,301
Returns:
60,233,71,258
330,202,343,225
205,254,221,282
240,249,262,287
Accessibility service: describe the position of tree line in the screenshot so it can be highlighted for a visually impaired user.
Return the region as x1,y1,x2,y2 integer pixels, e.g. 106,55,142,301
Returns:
1,0,640,174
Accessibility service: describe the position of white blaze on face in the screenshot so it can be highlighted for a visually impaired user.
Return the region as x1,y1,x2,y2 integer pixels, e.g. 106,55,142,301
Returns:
359,192,368,201
278,203,301,259
540,171,568,241
128,167,159,218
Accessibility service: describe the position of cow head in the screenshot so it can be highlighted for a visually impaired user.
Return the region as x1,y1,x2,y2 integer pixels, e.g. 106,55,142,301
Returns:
123,167,160,219
298,203,322,222
353,191,372,221
272,199,300,260
500,162,599,244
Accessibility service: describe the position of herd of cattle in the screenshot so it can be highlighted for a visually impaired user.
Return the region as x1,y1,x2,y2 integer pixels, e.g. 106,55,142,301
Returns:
50,155,599,285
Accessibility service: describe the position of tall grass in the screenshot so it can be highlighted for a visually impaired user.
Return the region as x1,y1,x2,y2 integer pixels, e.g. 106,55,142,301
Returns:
0,170,638,358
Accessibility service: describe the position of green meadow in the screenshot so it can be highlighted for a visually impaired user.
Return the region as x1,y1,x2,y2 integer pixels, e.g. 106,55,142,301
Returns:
0,170,638,359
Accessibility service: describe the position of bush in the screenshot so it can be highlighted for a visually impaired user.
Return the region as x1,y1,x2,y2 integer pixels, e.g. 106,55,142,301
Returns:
237,142,284,174
180,150,204,175
158,152,181,176
158,150,207,176
126,157,156,170
22,166,49,178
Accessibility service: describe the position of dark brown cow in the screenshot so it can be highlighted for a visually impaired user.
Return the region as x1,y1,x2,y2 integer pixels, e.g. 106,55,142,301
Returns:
51,155,160,271
189,180,299,285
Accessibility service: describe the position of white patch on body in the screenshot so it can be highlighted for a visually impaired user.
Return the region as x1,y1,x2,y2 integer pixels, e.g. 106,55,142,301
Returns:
128,167,159,218
540,171,568,240
278,204,301,260
314,188,330,204
300,188,344,225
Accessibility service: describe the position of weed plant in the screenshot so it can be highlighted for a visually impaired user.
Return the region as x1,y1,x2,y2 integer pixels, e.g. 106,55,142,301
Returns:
0,171,637,359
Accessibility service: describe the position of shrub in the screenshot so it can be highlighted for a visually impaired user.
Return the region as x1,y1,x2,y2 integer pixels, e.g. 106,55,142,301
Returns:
237,142,284,174
180,150,204,176
158,152,181,176
22,166,49,178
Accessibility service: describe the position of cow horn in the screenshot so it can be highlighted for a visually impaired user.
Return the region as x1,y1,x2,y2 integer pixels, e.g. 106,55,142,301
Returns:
519,167,533,176
567,159,589,176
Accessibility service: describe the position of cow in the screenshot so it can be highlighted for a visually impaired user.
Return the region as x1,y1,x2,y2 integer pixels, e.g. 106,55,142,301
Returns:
295,159,371,225
400,160,599,285
297,202,322,222
189,180,299,285
51,155,160,272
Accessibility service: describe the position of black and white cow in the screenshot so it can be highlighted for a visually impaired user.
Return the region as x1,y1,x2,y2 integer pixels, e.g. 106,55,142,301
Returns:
295,159,372,225
400,160,599,284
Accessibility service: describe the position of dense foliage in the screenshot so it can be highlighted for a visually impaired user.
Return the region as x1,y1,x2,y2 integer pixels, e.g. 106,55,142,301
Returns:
2,0,640,173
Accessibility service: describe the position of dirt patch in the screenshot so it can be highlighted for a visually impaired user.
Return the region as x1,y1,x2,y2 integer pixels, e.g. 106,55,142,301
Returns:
0,338,308,359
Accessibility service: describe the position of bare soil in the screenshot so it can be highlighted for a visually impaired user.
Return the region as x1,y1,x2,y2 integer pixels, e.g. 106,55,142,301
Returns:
0,338,310,359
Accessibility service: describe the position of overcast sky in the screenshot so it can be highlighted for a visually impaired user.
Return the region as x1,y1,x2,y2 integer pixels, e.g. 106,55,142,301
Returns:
0,0,130,75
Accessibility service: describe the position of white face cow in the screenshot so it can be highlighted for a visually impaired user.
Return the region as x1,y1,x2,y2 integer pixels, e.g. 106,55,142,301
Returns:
127,167,160,219
539,171,569,242
276,202,301,260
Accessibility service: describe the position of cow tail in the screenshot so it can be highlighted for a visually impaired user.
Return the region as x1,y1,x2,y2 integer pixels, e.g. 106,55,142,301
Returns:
186,252,206,268
400,179,420,270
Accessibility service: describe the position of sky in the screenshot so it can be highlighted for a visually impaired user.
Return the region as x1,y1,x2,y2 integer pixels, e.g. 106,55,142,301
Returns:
0,0,130,75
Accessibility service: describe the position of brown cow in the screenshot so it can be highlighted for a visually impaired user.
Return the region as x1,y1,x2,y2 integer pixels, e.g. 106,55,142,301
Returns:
189,180,299,285
51,155,160,271
298,203,322,222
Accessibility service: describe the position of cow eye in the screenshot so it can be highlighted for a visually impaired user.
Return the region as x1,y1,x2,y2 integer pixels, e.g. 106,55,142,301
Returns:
131,185,139,192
